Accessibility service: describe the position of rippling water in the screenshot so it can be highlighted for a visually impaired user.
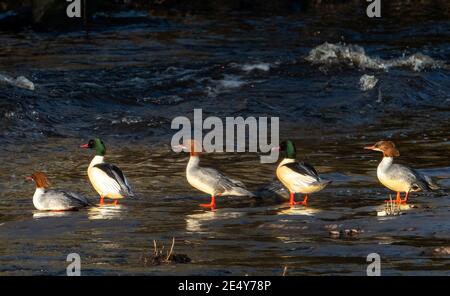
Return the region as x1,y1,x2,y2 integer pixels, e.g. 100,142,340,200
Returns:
0,8,449,275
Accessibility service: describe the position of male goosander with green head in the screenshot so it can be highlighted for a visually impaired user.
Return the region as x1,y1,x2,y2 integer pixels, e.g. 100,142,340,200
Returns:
276,140,331,206
364,140,439,204
81,138,135,205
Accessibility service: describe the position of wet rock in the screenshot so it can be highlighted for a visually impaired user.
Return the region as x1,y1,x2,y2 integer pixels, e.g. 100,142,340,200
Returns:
350,229,360,235
325,224,340,230
329,230,340,237
329,228,362,238
433,247,450,256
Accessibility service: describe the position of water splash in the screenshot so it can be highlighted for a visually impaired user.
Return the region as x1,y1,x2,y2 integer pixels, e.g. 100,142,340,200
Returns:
240,63,271,72
306,42,446,72
359,74,378,91
0,74,35,90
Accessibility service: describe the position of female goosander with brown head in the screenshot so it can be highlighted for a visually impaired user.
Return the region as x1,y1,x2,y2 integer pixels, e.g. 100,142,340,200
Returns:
364,140,439,204
81,138,135,206
175,139,254,210
276,140,331,206
27,172,92,211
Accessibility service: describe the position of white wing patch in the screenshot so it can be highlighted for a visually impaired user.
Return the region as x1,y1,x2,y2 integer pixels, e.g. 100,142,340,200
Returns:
90,167,123,197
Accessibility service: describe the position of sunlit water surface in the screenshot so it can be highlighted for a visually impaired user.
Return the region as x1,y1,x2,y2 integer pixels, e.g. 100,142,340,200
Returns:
0,8,449,275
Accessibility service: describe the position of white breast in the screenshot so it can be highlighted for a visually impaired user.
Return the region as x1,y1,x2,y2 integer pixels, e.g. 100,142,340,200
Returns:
276,158,322,193
32,188,47,210
186,156,215,195
377,157,409,192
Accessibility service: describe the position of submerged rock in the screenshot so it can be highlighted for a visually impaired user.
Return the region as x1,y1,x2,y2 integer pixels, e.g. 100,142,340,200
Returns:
433,247,450,256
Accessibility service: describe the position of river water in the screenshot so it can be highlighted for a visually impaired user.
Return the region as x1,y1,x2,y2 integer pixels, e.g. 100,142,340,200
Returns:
0,8,449,275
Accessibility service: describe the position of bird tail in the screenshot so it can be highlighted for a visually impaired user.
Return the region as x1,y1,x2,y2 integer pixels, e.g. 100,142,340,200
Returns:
318,178,332,189
319,178,332,186
253,180,288,199
126,190,137,198
87,199,99,207
226,186,255,197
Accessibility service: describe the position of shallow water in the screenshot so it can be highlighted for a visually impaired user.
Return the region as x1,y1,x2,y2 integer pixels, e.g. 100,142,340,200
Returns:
0,9,449,275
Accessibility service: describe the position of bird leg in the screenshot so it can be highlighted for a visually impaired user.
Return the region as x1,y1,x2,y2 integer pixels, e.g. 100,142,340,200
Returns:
396,191,401,203
385,192,402,204
401,192,409,204
301,195,308,206
289,192,308,206
200,195,216,210
99,196,119,206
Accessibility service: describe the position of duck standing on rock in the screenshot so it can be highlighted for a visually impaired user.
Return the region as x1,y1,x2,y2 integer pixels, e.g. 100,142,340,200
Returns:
364,140,439,204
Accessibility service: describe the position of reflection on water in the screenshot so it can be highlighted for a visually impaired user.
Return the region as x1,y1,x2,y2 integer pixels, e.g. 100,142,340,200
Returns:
88,205,126,220
33,210,72,219
185,210,245,233
277,206,321,217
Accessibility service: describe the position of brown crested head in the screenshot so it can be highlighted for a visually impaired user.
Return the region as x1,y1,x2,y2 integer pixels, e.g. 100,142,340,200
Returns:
28,172,51,188
364,140,400,157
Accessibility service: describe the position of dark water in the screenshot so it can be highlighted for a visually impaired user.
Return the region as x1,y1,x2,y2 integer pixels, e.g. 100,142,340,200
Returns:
0,9,449,275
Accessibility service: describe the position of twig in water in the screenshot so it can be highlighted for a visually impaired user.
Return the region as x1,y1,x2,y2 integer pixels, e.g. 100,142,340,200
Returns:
166,237,175,262
141,238,191,266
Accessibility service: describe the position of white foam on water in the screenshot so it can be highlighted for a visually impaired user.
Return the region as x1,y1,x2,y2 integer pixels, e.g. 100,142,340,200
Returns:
240,62,271,72
306,42,446,72
218,75,246,89
111,116,143,125
206,74,247,97
359,74,378,91
138,95,183,105
0,74,35,90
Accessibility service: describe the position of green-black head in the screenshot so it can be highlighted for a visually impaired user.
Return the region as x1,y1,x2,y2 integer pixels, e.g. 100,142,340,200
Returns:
280,140,296,159
81,138,106,156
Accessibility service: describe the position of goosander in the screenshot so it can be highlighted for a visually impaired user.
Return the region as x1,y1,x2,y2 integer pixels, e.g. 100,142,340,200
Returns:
175,139,254,210
27,172,92,211
364,140,439,204
81,138,135,205
275,140,331,206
